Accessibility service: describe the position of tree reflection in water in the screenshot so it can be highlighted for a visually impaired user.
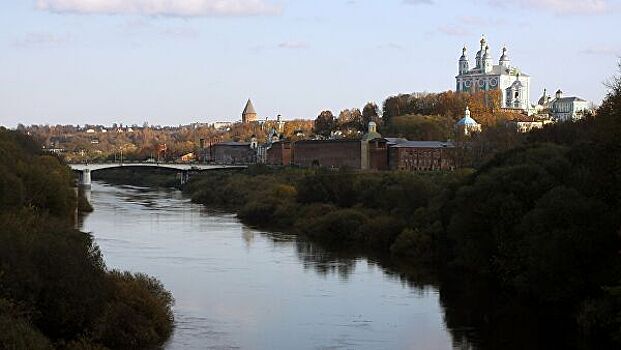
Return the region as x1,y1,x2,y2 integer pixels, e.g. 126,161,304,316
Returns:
259,233,602,350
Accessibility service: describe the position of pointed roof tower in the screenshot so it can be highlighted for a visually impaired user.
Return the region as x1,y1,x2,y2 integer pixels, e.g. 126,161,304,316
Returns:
242,99,257,123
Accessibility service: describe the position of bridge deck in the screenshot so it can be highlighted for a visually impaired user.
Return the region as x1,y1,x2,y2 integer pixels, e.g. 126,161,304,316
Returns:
69,163,247,171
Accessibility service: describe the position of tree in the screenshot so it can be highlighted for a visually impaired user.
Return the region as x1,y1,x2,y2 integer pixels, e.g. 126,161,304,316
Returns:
362,102,380,128
314,110,336,138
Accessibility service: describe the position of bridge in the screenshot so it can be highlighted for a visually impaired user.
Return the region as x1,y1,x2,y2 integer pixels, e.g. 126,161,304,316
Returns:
69,163,246,187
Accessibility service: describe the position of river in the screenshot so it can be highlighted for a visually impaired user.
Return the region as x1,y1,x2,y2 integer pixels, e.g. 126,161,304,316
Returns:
80,182,460,349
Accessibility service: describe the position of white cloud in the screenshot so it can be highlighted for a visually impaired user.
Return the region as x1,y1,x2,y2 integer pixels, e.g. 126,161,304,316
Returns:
403,0,434,5
580,47,620,56
13,32,72,48
36,0,283,17
489,0,609,15
437,25,471,37
277,41,308,49
377,42,405,50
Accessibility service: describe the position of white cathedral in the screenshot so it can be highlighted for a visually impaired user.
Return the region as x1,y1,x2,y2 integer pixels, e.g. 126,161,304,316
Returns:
456,36,532,113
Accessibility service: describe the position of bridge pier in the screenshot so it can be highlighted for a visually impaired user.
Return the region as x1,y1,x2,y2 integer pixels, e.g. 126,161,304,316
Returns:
178,171,190,186
79,169,92,188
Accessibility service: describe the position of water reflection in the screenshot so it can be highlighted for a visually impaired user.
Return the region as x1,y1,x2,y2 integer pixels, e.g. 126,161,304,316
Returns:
83,181,588,350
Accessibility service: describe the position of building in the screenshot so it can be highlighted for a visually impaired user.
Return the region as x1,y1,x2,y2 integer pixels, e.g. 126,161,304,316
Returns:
209,142,256,164
456,36,531,112
388,140,455,171
505,114,551,133
180,153,195,162
212,121,233,130
242,99,258,123
537,89,590,122
455,106,482,136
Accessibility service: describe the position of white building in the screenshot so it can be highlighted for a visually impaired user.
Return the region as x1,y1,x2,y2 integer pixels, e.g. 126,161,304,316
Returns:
456,36,531,113
455,106,482,136
537,89,590,122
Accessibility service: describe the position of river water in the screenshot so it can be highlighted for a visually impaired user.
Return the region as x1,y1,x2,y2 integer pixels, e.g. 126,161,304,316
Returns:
81,182,462,349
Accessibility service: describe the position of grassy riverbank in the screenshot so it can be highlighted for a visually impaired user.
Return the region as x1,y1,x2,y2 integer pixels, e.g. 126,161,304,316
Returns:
0,129,174,349
184,166,469,261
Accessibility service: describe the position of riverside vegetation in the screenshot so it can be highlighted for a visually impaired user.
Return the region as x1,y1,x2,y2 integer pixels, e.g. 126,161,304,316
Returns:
0,129,174,349
185,68,621,346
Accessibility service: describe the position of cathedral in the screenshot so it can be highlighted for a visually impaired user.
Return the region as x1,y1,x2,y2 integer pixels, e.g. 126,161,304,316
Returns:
456,36,531,113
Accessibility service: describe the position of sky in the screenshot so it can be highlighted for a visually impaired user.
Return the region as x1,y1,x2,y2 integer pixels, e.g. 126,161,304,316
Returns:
0,0,620,127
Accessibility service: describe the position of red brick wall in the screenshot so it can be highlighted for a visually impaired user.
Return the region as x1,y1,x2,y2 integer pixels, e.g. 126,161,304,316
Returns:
293,140,361,169
389,147,455,171
368,139,389,170
266,141,292,166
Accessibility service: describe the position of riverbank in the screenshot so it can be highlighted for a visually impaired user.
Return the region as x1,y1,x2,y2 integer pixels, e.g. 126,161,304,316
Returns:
183,166,468,261
0,129,175,349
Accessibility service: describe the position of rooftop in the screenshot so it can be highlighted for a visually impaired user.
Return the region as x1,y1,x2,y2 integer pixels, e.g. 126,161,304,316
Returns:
391,141,455,149
242,99,257,115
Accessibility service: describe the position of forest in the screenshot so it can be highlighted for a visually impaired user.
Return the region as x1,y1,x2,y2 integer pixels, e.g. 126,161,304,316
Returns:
0,129,174,349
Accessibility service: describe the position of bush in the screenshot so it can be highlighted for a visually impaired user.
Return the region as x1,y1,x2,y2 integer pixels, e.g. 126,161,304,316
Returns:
357,215,405,250
391,228,433,263
94,271,174,349
301,209,368,246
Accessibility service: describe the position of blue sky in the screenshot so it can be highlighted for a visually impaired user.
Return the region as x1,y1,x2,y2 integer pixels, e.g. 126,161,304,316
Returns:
1,0,619,127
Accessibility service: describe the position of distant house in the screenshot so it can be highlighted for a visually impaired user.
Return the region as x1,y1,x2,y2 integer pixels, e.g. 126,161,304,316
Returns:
505,114,551,133
212,122,233,131
180,153,195,162
537,89,591,121
86,128,96,134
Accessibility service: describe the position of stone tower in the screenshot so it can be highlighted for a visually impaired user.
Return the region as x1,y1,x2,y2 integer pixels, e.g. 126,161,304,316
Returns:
242,99,257,123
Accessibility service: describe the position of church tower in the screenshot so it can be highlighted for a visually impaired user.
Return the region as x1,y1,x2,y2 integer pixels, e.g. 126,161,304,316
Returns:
475,36,486,70
459,46,469,75
482,45,493,74
499,47,511,68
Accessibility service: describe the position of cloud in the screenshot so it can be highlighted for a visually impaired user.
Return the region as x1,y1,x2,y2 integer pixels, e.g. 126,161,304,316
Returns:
437,25,471,37
488,0,610,15
580,47,620,56
377,43,405,50
160,27,199,38
13,32,72,48
36,0,283,17
403,0,434,4
277,41,308,49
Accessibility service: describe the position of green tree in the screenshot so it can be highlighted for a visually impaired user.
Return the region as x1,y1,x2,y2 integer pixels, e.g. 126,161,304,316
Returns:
313,110,337,138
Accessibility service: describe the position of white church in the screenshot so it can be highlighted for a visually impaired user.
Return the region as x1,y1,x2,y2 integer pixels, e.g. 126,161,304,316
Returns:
456,36,532,113
455,36,591,122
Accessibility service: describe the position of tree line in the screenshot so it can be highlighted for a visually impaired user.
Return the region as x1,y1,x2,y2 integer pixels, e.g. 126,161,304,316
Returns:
0,129,174,349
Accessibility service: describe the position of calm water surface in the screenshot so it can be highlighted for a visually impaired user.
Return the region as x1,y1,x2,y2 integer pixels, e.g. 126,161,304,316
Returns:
81,182,458,350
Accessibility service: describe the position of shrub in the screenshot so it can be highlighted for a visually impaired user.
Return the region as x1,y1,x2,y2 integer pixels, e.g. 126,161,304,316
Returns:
301,209,368,246
391,228,433,263
94,271,174,349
